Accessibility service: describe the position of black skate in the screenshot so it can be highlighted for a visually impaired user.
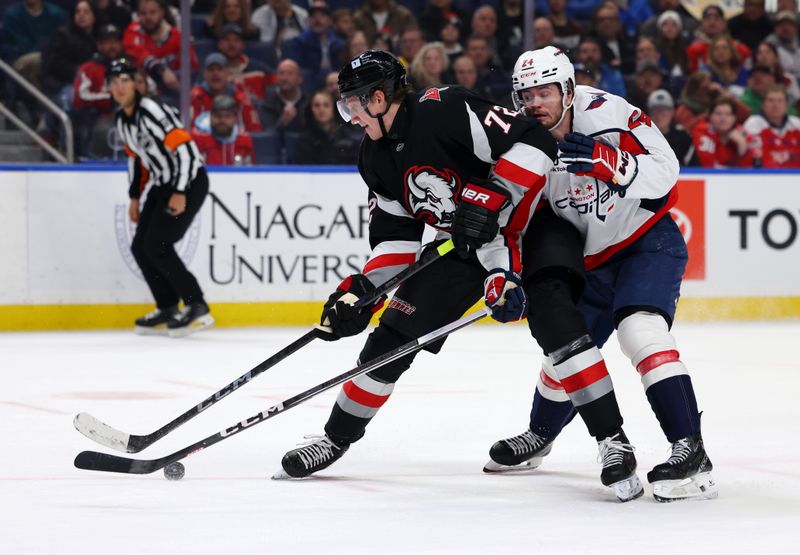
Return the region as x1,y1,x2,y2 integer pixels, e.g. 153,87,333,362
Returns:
167,302,214,337
483,429,554,473
134,306,178,335
597,430,644,502
648,434,717,502
274,435,351,479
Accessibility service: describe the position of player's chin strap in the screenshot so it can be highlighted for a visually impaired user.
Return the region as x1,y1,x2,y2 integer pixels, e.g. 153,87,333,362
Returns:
549,86,575,131
365,93,395,138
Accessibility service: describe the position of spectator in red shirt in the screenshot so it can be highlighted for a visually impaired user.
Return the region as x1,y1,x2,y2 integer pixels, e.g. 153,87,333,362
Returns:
692,98,752,167
217,23,275,103
193,94,255,166
72,24,124,158
676,70,750,131
122,0,198,93
744,85,800,167
190,53,262,132
686,5,751,73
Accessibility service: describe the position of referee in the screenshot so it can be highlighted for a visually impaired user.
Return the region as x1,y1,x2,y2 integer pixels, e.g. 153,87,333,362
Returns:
108,58,214,337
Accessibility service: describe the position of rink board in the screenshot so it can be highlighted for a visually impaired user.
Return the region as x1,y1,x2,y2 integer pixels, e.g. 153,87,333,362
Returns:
0,166,799,330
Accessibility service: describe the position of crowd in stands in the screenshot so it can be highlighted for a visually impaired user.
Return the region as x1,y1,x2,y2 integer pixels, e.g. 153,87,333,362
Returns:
2,0,800,168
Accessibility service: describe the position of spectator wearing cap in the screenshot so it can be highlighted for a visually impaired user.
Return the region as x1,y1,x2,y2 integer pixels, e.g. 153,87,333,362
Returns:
260,59,307,133
123,0,199,93
352,0,417,47
592,1,637,76
701,36,749,96
497,0,524,64
575,35,626,97
94,0,131,31
252,0,308,47
774,0,800,26
573,62,599,88
639,0,697,38
754,41,800,104
647,89,697,166
217,23,276,103
72,24,124,158
766,11,800,80
740,65,780,114
686,5,751,73
653,10,691,78
191,53,262,133
627,60,666,112
728,0,774,52
418,0,467,43
292,90,360,164
464,35,511,105
440,15,464,62
205,0,260,41
282,1,345,92
545,0,584,52
693,98,752,167
193,95,255,166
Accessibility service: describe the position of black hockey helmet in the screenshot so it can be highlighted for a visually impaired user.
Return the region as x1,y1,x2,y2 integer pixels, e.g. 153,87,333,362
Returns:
106,57,137,83
338,50,406,104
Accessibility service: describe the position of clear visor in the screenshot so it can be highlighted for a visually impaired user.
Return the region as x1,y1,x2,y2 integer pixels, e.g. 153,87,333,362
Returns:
337,94,369,122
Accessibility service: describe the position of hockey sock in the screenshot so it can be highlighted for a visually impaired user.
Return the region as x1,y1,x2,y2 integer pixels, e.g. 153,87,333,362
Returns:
550,335,623,440
645,374,701,442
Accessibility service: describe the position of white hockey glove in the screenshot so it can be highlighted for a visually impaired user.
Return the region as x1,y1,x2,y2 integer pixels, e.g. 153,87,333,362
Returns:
558,132,638,195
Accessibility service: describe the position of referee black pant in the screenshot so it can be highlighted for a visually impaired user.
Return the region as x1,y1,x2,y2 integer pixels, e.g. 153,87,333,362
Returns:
131,168,209,310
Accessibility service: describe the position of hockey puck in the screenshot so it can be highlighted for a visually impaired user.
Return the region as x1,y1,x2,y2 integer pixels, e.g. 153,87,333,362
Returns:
164,462,185,481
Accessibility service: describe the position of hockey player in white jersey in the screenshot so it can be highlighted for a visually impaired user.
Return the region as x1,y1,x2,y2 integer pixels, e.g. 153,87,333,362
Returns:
486,46,716,502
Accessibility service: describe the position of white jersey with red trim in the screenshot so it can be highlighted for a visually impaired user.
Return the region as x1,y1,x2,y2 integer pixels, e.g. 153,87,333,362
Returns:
357,86,558,285
544,86,680,269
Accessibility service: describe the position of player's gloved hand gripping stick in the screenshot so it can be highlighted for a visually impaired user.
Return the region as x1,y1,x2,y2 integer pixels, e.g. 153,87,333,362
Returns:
74,305,491,475
73,240,456,453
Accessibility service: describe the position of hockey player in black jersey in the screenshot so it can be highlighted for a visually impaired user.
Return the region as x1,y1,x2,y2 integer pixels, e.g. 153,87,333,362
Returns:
277,51,639,500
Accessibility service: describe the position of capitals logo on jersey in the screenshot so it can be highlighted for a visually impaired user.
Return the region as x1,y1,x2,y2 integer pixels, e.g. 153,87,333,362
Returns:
586,93,608,111
419,87,449,102
404,166,462,229
554,180,619,223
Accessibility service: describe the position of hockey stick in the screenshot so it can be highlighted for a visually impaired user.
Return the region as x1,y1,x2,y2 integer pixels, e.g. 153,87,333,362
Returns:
74,306,491,474
73,239,456,453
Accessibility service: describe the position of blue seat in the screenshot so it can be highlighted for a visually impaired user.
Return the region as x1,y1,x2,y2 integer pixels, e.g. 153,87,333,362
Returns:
191,14,209,40
250,130,282,165
193,39,218,66
245,41,277,71
283,131,302,164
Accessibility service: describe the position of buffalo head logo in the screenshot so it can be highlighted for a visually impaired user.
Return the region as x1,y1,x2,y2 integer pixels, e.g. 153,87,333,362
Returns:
404,166,462,229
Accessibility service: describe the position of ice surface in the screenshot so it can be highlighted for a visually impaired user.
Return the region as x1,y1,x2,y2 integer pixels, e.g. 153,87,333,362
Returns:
1,320,798,554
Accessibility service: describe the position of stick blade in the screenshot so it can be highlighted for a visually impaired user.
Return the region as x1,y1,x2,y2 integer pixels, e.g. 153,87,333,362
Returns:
74,450,161,474
73,412,135,453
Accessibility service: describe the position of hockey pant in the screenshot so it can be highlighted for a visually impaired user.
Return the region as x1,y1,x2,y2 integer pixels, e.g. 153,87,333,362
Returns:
130,168,209,310
527,215,702,443
324,245,487,444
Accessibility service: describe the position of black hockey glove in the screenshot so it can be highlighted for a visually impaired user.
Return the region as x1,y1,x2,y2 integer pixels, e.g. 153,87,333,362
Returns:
452,180,508,258
484,269,528,323
558,132,638,196
317,274,385,341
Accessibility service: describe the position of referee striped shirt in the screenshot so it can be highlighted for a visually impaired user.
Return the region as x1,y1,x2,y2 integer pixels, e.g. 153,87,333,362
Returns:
116,96,203,199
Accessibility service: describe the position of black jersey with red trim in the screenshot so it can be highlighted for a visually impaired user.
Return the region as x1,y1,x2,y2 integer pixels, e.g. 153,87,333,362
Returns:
357,85,557,285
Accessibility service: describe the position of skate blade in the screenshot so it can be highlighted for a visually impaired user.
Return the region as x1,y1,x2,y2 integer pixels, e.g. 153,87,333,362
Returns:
652,472,718,502
134,324,169,336
483,456,544,474
168,314,215,337
271,468,308,481
611,474,644,502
